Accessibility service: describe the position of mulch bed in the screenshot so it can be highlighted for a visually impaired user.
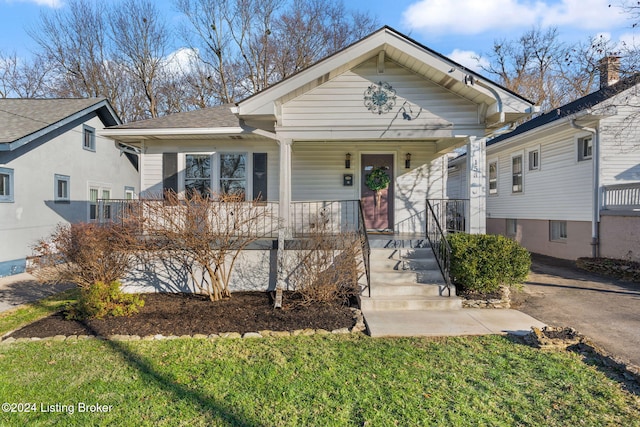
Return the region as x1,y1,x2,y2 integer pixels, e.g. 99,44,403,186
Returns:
7,292,357,339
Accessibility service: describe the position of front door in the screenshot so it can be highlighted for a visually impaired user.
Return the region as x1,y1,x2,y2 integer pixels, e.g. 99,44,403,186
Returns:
361,154,394,232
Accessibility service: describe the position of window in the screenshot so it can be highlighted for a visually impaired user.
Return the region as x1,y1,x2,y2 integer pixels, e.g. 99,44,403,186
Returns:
89,186,111,221
125,186,135,200
54,174,70,202
220,153,247,198
506,218,517,236
528,149,540,170
185,154,212,198
550,221,567,241
83,125,96,151
578,137,592,161
512,155,523,193
488,161,498,194
0,167,14,203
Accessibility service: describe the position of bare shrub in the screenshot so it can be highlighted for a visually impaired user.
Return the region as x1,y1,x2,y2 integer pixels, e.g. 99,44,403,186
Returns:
127,191,279,301
289,220,363,306
31,222,138,289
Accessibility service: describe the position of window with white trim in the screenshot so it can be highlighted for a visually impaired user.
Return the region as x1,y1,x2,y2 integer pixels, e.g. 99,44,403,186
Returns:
512,154,523,193
220,153,247,198
125,186,135,200
550,220,567,241
83,125,96,151
0,167,14,203
185,154,212,198
578,137,592,161
54,174,70,202
488,161,498,195
528,149,540,171
89,186,111,221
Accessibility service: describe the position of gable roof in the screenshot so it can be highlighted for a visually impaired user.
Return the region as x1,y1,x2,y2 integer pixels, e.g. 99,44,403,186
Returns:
237,25,535,128
0,98,121,151
110,104,239,130
488,74,640,147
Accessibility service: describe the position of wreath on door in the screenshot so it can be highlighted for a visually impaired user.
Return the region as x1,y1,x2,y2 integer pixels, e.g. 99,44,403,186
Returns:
366,167,391,192
366,167,391,208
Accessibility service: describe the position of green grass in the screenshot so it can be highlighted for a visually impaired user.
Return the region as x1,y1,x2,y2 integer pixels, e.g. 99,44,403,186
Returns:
0,288,78,336
0,335,638,426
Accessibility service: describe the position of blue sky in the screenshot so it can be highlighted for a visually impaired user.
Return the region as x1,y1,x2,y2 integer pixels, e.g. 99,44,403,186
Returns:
0,0,638,73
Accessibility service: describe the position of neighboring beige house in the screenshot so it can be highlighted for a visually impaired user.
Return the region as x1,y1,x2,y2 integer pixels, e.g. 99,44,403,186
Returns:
102,26,535,294
0,98,139,276
448,60,640,261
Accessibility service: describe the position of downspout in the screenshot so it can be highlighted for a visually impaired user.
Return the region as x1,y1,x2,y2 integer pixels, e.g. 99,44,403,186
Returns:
570,119,600,258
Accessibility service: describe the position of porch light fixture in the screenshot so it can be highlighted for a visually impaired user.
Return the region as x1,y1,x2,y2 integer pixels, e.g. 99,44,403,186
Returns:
405,153,411,169
345,153,351,169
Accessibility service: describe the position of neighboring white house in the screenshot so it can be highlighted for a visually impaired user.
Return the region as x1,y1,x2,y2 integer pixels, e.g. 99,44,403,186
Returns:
102,26,535,292
0,98,139,276
448,59,640,261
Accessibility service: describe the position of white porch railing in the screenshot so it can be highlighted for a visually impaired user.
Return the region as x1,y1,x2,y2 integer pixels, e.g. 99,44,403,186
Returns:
602,183,640,210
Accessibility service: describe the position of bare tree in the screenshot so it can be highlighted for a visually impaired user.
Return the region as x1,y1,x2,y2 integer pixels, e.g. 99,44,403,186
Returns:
0,52,53,98
128,192,279,301
109,0,171,119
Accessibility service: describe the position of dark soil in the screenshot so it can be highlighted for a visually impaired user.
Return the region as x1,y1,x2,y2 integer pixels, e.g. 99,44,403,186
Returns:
8,292,357,339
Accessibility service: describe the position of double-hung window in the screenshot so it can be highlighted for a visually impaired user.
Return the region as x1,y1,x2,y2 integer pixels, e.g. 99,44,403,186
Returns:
488,161,498,194
83,125,96,151
0,167,14,203
54,174,70,202
89,186,111,221
220,153,247,197
512,154,523,193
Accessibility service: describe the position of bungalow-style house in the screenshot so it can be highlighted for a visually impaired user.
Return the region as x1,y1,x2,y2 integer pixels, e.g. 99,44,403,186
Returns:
448,57,640,261
103,27,535,307
0,98,139,276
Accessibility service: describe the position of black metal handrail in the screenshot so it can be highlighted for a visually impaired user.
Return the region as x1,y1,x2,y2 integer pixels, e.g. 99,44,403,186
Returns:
290,200,360,236
357,200,371,298
426,199,453,296
428,198,468,233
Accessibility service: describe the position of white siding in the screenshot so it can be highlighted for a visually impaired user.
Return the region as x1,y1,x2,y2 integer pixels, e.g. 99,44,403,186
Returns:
291,143,445,233
282,58,478,129
599,102,640,185
140,139,280,201
446,160,467,199
487,128,593,221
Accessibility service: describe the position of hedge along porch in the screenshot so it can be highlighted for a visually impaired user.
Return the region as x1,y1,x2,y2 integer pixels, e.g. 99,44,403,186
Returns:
102,26,535,293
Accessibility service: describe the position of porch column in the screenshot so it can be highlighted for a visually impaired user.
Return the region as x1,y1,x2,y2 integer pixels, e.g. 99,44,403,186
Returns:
276,138,293,293
278,138,293,230
465,136,487,234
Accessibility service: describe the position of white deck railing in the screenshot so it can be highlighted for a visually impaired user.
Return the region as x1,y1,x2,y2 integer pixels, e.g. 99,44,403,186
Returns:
602,183,640,210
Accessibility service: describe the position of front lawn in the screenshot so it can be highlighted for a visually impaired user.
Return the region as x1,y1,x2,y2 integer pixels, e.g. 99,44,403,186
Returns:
1,335,639,426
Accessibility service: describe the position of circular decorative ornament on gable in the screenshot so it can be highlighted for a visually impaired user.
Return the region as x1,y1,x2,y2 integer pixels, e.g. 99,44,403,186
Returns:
364,81,396,114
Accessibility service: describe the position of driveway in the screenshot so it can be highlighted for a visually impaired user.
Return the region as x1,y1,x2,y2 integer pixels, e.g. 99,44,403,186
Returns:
0,273,74,313
512,254,640,367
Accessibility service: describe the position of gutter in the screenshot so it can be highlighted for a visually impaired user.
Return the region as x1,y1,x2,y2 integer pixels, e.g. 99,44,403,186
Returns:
570,119,600,258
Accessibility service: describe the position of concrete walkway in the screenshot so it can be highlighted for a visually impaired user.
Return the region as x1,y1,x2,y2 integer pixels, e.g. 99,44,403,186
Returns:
0,273,74,312
363,308,546,337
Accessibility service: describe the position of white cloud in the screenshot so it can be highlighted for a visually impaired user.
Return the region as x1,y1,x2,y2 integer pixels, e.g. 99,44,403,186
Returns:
4,0,63,7
403,0,627,35
164,47,199,74
447,49,487,74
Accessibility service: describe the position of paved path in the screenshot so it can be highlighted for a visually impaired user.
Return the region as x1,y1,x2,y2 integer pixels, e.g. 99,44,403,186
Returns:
0,273,74,312
512,254,640,367
363,308,545,338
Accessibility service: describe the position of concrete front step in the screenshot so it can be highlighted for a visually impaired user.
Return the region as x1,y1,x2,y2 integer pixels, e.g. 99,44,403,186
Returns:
370,248,436,261
368,238,429,249
370,283,452,297
370,270,445,285
370,258,439,272
360,295,462,311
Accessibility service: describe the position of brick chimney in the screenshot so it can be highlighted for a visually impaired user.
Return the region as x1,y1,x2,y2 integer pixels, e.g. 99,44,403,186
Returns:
599,56,620,89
